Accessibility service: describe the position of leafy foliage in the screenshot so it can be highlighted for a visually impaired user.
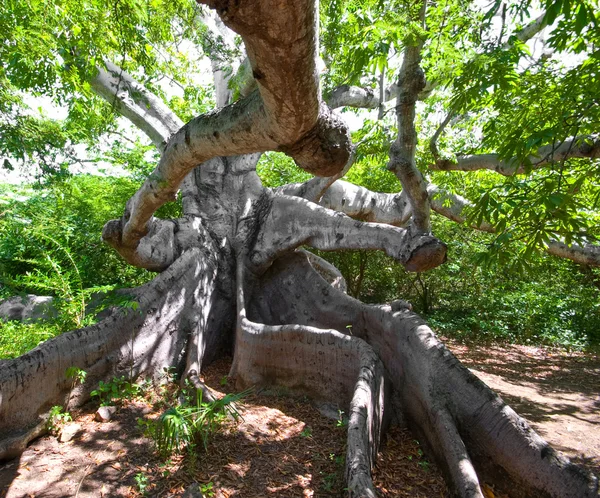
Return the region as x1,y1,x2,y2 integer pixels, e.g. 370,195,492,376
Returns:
47,405,73,433
0,175,153,293
90,376,147,406
256,152,312,187
0,175,159,358
141,387,250,459
0,320,63,359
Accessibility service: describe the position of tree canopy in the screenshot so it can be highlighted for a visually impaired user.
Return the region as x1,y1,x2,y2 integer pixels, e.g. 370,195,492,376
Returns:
1,0,599,268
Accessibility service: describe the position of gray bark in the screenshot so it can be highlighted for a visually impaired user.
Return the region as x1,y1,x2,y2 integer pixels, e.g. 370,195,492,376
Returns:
1,3,598,498
430,136,600,176
387,3,431,234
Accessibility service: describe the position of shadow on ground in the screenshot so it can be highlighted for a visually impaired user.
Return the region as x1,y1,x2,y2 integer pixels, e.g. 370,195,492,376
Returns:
447,340,600,474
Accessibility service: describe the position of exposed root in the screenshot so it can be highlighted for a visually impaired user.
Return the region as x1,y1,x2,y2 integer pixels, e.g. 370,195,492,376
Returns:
231,319,367,406
249,251,600,497
0,420,48,462
0,248,227,461
346,343,387,498
432,409,483,498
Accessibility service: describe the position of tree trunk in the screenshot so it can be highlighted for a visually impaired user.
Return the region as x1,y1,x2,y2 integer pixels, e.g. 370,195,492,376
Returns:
2,217,599,497
1,1,598,496
1,150,599,496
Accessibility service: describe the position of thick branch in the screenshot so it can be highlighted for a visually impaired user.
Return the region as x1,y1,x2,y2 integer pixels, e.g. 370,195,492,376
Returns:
90,60,184,151
430,136,600,176
545,241,600,267
250,194,446,272
285,179,412,226
387,3,430,233
102,215,215,271
318,181,412,226
90,59,205,219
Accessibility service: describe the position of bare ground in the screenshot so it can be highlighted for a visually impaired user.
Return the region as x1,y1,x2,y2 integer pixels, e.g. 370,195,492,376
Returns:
0,343,598,497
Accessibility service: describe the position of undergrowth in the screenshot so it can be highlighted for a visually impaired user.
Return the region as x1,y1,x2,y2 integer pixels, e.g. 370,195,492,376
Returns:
139,386,250,459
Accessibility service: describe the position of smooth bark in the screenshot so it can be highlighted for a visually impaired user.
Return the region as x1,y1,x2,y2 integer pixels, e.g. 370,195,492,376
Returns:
430,136,600,176
1,4,598,498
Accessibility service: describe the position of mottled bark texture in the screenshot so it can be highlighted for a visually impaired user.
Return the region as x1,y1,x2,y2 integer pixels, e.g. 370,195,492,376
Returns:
387,4,431,235
1,1,598,497
430,136,600,176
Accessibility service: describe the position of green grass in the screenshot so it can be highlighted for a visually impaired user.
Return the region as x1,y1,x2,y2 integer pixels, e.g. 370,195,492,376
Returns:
0,320,64,359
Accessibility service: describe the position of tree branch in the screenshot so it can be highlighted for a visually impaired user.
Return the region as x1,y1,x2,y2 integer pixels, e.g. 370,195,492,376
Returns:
284,179,412,227
430,136,600,176
109,0,352,250
387,2,431,233
90,59,184,151
545,241,600,267
251,194,446,273
328,85,384,110
428,184,600,266
90,58,207,247
503,12,548,49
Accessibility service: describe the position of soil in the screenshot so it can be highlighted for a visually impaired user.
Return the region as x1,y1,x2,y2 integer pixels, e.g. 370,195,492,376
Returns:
0,343,598,498
445,340,600,475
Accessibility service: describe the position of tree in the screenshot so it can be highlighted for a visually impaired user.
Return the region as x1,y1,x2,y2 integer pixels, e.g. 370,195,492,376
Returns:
1,0,599,497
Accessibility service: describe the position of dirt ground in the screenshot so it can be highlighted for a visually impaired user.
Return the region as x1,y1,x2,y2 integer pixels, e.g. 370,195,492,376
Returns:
447,340,600,475
0,343,598,497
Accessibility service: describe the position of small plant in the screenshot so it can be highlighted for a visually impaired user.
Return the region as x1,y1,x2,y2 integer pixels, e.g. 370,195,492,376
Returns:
134,472,149,495
47,405,72,433
66,366,87,386
200,482,215,497
143,388,250,459
90,376,144,406
300,425,312,438
219,375,228,386
336,409,348,428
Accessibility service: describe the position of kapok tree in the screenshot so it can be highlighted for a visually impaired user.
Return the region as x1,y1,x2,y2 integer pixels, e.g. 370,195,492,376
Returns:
1,0,599,497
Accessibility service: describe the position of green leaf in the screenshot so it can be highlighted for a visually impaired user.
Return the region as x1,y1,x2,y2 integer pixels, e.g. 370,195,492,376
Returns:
575,4,588,33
